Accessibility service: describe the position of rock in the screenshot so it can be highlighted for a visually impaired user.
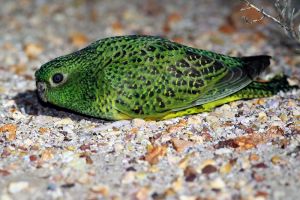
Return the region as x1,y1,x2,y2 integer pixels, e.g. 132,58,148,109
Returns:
144,145,167,165
69,156,87,171
220,162,232,174
90,184,109,196
293,109,300,116
132,118,146,128
69,32,88,47
114,143,124,153
252,162,268,169
209,177,225,190
171,138,194,153
198,159,216,172
77,173,92,184
122,171,135,184
279,113,288,122
178,155,191,169
135,187,150,200
92,120,130,132
38,127,49,135
271,155,286,165
0,124,17,141
61,151,75,163
111,21,124,35
41,149,54,161
54,118,74,126
249,153,260,162
201,164,217,174
179,195,197,200
0,193,12,200
217,104,235,119
205,115,220,130
24,43,43,59
0,169,10,176
8,181,29,193
47,183,57,191
205,115,219,124
171,177,183,191
166,119,187,133
258,112,268,123
29,155,38,162
287,100,297,107
184,166,198,182
11,110,26,120
187,116,202,125
62,125,74,134
0,86,5,94
214,148,233,155
287,77,300,86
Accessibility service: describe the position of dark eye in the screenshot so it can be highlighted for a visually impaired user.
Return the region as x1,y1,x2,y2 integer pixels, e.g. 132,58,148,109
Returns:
52,73,64,84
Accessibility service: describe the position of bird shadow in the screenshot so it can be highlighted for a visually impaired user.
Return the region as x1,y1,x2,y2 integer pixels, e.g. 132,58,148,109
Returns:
13,90,107,123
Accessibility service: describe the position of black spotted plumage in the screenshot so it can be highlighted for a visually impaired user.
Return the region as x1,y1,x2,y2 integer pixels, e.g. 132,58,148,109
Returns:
35,35,297,120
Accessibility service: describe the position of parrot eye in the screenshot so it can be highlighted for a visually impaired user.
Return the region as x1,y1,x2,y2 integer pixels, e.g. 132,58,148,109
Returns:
52,73,64,84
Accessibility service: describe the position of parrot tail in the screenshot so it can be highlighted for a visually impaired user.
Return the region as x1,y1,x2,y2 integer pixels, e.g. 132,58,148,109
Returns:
234,74,298,99
160,75,297,120
240,55,271,79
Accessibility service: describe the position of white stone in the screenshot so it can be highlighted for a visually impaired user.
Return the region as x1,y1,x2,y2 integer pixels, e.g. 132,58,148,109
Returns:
8,181,29,194
54,118,74,126
209,177,225,190
0,193,12,200
215,148,233,155
132,118,146,128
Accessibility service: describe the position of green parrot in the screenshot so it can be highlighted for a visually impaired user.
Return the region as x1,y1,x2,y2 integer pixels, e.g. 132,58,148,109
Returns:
35,35,297,120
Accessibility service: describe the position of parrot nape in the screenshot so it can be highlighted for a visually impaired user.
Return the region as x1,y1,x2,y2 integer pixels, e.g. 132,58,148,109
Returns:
35,35,297,120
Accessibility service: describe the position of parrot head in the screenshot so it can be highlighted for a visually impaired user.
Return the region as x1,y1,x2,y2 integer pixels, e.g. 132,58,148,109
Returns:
35,46,98,111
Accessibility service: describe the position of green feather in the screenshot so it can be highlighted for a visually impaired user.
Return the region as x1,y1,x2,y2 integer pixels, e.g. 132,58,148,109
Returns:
35,35,297,120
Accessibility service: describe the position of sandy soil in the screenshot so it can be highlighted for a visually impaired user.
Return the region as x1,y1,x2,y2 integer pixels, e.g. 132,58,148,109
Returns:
0,0,299,199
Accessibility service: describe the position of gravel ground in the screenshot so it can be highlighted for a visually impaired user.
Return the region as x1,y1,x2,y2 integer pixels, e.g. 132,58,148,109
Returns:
0,0,300,200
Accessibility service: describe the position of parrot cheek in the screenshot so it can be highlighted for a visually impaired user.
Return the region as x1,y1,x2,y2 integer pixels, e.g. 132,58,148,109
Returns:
37,82,48,103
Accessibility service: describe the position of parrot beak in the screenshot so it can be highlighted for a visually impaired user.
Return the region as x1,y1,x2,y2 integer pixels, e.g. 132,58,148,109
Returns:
37,82,48,102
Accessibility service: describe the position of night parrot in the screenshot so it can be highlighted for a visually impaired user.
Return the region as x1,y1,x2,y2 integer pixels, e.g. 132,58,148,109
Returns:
35,35,297,120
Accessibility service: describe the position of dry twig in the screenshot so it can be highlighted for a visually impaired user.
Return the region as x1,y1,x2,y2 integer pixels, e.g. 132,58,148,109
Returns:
241,0,300,45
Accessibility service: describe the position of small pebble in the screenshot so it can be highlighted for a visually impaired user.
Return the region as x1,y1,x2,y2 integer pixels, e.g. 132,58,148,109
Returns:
258,112,268,123
209,178,225,190
132,118,146,128
8,181,29,194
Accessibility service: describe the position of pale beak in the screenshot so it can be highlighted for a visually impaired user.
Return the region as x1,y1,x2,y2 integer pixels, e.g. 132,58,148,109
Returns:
37,82,47,102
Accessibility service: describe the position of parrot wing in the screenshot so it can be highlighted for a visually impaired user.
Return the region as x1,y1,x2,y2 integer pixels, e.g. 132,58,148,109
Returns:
99,36,267,118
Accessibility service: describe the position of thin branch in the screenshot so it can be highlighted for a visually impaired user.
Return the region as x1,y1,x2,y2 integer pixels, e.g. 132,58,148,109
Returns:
240,0,300,47
241,0,284,27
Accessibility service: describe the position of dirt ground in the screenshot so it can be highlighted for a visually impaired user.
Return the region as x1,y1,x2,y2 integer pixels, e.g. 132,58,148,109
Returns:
0,0,300,200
